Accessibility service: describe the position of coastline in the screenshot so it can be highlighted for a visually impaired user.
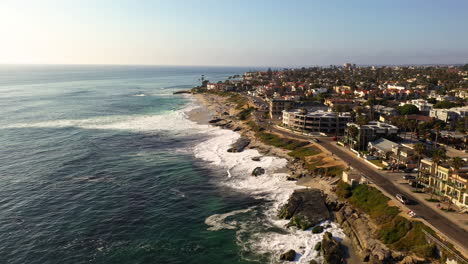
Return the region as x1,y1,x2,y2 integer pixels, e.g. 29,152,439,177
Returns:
186,93,362,264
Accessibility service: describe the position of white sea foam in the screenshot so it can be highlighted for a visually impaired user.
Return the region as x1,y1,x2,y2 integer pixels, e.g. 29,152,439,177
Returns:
205,208,253,231
4,99,212,136
192,118,346,263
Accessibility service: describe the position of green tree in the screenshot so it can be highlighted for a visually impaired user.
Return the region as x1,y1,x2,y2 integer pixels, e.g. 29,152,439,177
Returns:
414,143,427,189
433,100,460,109
396,104,419,115
429,148,447,199
356,115,369,126
451,157,465,174
347,125,359,149
447,157,465,210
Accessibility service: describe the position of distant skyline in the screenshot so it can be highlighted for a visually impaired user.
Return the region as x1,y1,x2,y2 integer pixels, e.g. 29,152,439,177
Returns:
1,0,468,67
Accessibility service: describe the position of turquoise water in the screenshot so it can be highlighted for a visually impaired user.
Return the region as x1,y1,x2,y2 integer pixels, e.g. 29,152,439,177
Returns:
0,65,264,264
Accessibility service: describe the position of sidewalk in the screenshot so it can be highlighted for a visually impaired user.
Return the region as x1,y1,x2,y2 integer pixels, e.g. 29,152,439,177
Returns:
334,143,468,232
384,171,468,232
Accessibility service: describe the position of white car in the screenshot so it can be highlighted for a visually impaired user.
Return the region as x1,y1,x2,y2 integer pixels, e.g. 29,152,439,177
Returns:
396,194,409,204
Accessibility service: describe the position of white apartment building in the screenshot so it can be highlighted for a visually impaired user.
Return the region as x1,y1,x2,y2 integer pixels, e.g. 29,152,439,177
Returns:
283,109,351,134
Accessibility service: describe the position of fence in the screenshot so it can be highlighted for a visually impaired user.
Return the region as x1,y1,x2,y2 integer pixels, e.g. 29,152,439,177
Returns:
422,229,467,264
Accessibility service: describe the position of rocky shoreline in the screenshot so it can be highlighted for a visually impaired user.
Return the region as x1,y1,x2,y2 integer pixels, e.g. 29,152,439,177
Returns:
188,93,426,264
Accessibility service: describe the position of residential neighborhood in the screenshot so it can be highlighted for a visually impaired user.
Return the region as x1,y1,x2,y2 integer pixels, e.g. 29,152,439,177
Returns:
196,64,468,210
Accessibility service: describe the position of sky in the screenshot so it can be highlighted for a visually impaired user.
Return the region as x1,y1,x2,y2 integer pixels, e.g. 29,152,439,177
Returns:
0,0,467,67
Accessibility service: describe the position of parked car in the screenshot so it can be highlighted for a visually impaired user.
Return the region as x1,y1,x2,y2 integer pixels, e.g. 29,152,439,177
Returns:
331,137,337,141
403,168,414,173
396,194,409,204
403,175,416,180
311,138,320,143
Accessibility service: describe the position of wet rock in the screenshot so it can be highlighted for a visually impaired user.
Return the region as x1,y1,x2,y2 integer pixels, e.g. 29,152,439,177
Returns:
325,195,345,212
311,225,324,234
321,232,344,264
208,118,223,123
227,138,251,152
279,249,296,261
251,167,265,176
278,189,330,230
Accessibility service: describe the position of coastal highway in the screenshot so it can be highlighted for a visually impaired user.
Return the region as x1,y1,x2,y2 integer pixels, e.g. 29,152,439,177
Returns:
271,126,468,252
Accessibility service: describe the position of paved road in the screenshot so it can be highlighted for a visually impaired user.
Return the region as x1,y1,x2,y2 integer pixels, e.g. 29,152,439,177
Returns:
272,126,468,251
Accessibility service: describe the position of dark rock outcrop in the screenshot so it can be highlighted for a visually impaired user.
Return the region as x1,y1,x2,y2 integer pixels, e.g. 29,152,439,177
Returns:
227,137,251,152
251,167,265,176
208,118,223,124
334,203,404,263
321,232,344,264
251,156,261,161
278,189,330,230
173,90,192,94
311,225,324,234
279,249,296,261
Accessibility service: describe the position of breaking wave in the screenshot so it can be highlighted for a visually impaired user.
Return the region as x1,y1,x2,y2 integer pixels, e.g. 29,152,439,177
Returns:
192,110,346,263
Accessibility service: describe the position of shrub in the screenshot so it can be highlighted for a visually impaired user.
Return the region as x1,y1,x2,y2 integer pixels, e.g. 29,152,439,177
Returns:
290,215,312,230
237,107,255,120
288,147,320,158
326,166,344,177
312,225,324,234
314,242,321,251
378,216,412,244
335,181,352,199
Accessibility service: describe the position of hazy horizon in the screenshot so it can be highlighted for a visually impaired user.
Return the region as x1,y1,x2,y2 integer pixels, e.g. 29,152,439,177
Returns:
1,0,467,66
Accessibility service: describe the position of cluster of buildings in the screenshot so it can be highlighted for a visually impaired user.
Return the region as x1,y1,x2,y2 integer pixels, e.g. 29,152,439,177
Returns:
200,64,468,209
420,159,468,209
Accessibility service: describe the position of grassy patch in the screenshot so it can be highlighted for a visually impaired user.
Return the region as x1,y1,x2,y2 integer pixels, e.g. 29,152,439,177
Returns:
256,132,308,150
369,159,386,168
348,184,400,224
237,107,255,120
378,216,413,244
326,166,344,177
335,182,443,259
336,181,352,199
246,121,264,132
288,147,320,158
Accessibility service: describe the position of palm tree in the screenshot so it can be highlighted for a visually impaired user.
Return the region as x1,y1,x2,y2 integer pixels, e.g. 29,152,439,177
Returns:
451,157,464,174
447,157,465,211
430,148,447,199
347,125,359,150
414,143,426,189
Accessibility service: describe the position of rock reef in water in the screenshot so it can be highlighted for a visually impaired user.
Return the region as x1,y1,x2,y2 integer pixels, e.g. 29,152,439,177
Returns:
279,249,296,261
321,232,344,264
278,189,330,230
251,167,265,176
227,137,251,152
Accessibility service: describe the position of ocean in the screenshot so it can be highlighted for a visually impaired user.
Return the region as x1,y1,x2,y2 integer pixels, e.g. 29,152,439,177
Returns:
0,65,344,264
